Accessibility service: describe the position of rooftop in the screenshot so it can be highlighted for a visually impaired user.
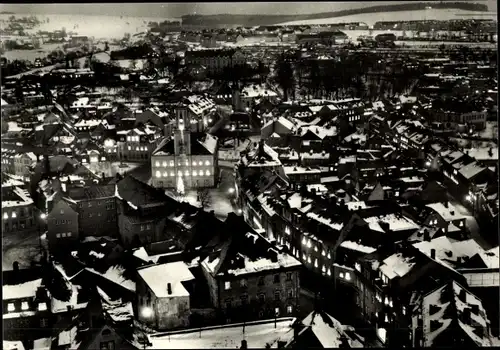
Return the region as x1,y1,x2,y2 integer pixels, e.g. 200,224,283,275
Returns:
137,262,195,298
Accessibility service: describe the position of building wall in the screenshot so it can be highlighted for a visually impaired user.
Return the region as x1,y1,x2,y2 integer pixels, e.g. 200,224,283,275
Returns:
2,203,36,234
76,197,118,237
47,201,79,252
152,154,216,189
214,268,300,322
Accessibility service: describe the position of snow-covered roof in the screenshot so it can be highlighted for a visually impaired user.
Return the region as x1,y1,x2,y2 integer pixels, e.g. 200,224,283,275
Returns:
283,166,321,175
426,203,467,222
423,281,492,347
3,341,25,350
3,278,42,300
363,214,419,232
148,317,296,349
413,237,483,268
301,312,363,348
458,162,487,180
241,84,278,98
51,276,88,314
340,241,376,254
307,212,343,231
379,253,416,280
74,119,100,128
2,186,34,208
85,265,136,292
138,261,194,298
1,98,9,107
478,246,499,269
33,338,51,350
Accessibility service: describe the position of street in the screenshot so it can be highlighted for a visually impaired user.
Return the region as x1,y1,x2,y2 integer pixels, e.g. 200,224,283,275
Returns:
447,194,494,250
2,229,46,271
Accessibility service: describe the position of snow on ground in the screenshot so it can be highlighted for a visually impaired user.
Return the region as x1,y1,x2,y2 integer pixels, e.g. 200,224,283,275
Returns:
477,121,499,140
84,161,142,178
148,318,296,349
2,229,44,271
278,9,497,26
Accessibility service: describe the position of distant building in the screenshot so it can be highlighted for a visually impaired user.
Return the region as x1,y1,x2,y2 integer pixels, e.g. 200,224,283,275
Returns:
2,178,37,235
184,48,246,74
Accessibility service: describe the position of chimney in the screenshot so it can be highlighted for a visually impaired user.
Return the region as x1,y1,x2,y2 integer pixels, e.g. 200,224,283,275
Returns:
240,340,248,349
471,304,479,315
462,308,471,323
459,289,467,303
12,261,19,272
444,201,448,208
423,229,430,241
167,283,172,295
258,139,264,156
430,249,436,259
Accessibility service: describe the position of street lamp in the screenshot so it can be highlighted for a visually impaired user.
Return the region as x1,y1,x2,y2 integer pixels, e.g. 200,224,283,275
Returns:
141,306,153,318
228,187,235,195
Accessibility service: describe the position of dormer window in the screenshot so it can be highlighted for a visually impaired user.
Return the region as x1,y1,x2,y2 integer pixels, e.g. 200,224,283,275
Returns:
21,301,29,310
12,212,17,218
7,303,15,312
38,303,47,311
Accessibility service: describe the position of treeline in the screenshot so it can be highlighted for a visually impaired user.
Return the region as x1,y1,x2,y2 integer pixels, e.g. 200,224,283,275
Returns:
181,2,488,26
110,43,153,60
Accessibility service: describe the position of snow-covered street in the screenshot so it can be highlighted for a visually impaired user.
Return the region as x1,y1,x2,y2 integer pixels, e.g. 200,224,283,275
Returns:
2,229,46,270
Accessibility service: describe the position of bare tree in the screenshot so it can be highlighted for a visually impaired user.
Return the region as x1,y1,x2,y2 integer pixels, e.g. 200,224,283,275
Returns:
197,189,211,208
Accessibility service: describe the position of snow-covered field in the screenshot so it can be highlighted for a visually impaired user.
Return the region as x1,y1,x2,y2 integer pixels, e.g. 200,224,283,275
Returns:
0,13,179,40
149,318,296,349
279,9,497,26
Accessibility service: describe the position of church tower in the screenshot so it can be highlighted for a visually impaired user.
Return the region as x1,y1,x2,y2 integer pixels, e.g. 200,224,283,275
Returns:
174,104,191,156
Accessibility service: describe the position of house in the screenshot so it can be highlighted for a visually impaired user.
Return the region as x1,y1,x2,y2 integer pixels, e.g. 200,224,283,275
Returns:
424,202,468,237
2,179,37,235
115,175,174,248
355,241,467,347
136,261,195,330
46,198,79,254
13,152,38,181
411,280,494,347
66,185,118,238
200,215,301,323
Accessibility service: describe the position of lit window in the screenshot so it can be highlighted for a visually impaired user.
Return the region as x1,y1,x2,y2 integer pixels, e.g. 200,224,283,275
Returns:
314,259,318,268
355,263,361,272
306,240,311,248
170,171,175,177
193,170,198,176
155,161,160,167
178,170,182,176
205,160,210,166
322,250,326,256
185,170,189,176
459,221,464,227
163,161,167,167
307,256,311,263
169,161,174,166
402,306,406,315
302,237,306,245
21,301,29,310
340,272,344,279
156,171,161,178
38,303,47,311
206,170,210,176
327,269,331,276
56,233,61,238
327,252,331,259
385,315,389,323
7,303,15,312
163,172,168,177
389,299,393,307
302,253,306,260
128,146,131,151
192,161,197,166
225,281,231,290
287,305,293,314
345,272,351,281
12,212,17,218
198,161,203,166
3,212,8,219
322,265,326,273
384,297,389,305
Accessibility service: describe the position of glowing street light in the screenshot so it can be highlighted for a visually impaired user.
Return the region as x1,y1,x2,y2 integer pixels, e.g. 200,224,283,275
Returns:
228,187,235,194
466,195,472,202
40,213,47,220
141,307,153,318
237,209,242,214
425,161,431,167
